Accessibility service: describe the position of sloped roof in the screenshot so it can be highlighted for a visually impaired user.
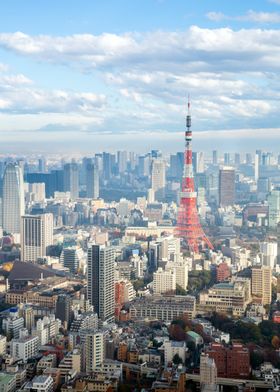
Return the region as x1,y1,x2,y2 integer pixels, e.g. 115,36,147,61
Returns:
8,261,57,281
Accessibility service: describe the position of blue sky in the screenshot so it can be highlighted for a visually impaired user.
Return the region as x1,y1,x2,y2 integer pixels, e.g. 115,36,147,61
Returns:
1,0,280,154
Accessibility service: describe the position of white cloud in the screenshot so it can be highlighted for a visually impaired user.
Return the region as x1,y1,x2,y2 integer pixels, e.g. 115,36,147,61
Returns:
206,10,280,23
0,27,280,137
0,69,106,116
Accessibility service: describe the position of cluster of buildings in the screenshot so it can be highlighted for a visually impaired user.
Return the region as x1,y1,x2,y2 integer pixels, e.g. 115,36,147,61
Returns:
0,145,279,390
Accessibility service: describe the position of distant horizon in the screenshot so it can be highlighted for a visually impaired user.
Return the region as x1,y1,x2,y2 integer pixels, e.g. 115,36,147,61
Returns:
0,127,279,156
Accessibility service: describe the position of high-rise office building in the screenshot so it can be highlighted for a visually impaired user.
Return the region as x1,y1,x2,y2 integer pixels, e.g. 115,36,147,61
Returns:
255,151,261,182
21,213,53,263
117,151,128,173
268,189,280,228
38,158,46,173
87,245,115,322
224,153,230,165
170,153,184,179
63,162,79,199
212,150,218,165
252,265,272,305
151,159,166,201
138,155,150,177
86,161,99,199
219,168,235,207
2,163,25,235
102,152,115,180
193,152,204,174
246,153,252,165
234,153,240,166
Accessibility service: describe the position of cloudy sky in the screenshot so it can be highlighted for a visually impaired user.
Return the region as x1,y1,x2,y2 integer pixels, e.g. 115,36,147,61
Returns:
1,0,280,154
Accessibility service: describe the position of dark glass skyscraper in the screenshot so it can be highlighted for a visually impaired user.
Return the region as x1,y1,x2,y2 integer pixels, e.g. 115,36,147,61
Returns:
87,245,114,322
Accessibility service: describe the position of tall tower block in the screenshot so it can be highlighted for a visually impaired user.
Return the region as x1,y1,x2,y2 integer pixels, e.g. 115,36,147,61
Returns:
175,99,213,253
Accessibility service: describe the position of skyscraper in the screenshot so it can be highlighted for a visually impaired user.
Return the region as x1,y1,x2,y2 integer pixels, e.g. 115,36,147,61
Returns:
87,245,115,322
21,213,53,263
267,189,280,228
2,162,25,235
38,158,46,173
246,153,252,165
234,153,240,166
254,153,259,182
151,159,166,201
212,150,218,165
63,162,79,199
224,153,230,165
102,152,115,180
193,152,204,174
219,168,235,207
117,151,128,173
86,161,99,199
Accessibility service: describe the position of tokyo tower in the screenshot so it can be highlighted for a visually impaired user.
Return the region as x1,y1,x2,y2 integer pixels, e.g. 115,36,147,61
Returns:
175,98,213,253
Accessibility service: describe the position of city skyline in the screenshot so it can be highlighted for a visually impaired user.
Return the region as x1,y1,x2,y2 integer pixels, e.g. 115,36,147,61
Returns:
1,1,280,153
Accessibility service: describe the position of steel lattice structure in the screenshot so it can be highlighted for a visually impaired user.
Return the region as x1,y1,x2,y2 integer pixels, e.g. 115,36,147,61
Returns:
175,99,213,253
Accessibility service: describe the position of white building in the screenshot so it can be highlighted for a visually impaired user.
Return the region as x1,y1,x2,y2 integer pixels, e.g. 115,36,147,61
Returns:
0,336,6,356
260,242,277,269
166,260,188,291
153,268,176,294
21,214,53,263
2,315,24,340
27,183,46,203
32,316,61,346
123,281,136,302
23,375,53,392
83,331,104,372
2,163,25,235
10,335,39,362
200,353,217,388
86,161,99,199
58,349,81,378
157,236,180,261
164,340,187,365
151,160,166,201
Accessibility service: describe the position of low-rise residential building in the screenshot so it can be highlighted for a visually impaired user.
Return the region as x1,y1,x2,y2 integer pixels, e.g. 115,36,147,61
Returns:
164,340,187,365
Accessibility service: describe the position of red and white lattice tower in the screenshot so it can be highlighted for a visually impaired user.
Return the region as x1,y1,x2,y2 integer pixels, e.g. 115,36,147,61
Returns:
175,98,213,253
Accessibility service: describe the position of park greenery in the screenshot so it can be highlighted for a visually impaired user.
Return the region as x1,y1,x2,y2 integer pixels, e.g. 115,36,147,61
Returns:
187,270,212,292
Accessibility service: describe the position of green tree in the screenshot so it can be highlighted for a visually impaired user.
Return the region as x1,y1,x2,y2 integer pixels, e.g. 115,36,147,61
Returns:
176,284,187,295
173,353,183,365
